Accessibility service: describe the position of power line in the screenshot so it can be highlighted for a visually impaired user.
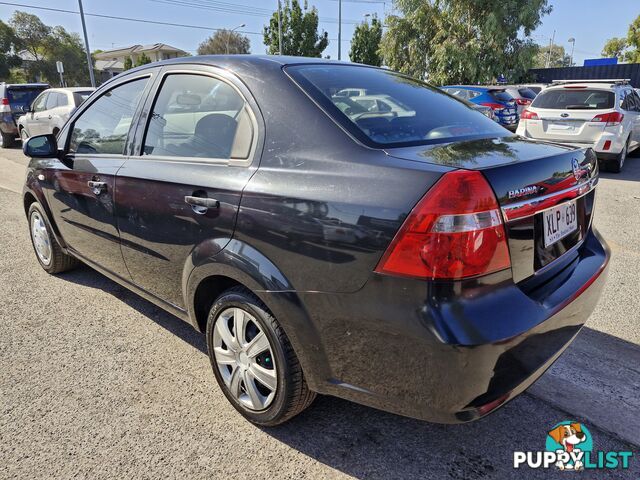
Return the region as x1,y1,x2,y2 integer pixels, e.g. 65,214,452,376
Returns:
150,0,364,25
0,1,263,35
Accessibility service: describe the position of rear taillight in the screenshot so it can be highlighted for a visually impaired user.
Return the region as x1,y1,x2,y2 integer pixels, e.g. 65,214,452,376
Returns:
375,170,511,280
480,102,505,112
0,98,9,113
1,98,9,105
520,109,538,120
516,98,531,106
591,111,624,126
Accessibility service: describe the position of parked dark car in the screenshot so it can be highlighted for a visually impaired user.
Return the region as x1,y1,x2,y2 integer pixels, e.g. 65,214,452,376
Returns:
441,85,519,130
0,82,50,147
22,57,609,426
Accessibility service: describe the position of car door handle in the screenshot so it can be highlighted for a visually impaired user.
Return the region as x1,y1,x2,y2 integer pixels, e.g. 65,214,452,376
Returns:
184,195,219,213
87,181,107,195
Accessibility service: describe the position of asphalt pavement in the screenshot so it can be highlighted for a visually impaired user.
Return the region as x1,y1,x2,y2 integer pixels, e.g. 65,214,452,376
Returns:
1,146,639,479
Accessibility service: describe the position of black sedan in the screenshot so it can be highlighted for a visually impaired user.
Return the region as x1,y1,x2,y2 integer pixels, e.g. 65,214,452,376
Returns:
22,56,609,426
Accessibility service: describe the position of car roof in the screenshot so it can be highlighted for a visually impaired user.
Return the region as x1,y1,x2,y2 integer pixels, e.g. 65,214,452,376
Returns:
1,82,50,88
443,85,505,91
543,82,622,92
48,87,96,93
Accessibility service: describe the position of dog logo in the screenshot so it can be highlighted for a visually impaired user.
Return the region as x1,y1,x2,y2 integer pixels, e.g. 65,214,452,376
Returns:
547,422,589,470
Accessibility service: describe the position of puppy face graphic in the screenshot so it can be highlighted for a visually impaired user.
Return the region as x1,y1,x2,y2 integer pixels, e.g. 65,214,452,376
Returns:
548,423,586,453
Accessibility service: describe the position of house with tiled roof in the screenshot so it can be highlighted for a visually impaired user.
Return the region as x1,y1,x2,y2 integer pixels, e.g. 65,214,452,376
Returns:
94,43,188,81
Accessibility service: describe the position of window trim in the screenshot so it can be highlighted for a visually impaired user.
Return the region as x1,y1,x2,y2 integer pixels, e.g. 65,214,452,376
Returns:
135,69,259,166
64,73,154,158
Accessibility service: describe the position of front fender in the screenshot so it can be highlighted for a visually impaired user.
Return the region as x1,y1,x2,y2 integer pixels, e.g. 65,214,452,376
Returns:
23,166,67,249
182,238,331,391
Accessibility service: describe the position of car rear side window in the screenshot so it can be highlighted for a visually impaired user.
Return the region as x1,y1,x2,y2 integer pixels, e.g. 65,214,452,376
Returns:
287,65,506,148
142,74,253,160
517,88,537,100
532,89,615,110
69,77,149,155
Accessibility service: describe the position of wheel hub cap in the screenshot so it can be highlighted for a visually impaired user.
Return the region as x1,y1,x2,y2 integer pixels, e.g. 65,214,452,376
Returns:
31,212,52,265
212,307,277,411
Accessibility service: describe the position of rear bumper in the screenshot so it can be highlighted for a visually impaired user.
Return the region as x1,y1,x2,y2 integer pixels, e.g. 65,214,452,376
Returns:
516,126,626,155
287,228,609,423
0,117,18,135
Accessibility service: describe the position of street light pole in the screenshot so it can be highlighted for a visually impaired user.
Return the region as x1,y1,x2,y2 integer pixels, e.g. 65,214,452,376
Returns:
277,0,283,55
226,23,246,54
78,0,96,87
568,38,576,67
338,0,342,60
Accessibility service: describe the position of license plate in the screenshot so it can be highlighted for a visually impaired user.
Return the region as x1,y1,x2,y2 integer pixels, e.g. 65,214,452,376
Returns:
549,122,575,132
543,200,578,247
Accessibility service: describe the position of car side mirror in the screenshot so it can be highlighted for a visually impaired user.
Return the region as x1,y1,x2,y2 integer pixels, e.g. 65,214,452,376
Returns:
23,134,59,158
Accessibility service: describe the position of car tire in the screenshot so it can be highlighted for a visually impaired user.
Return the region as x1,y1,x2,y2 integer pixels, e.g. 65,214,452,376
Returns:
28,202,79,274
1,131,15,148
607,137,629,173
206,286,316,426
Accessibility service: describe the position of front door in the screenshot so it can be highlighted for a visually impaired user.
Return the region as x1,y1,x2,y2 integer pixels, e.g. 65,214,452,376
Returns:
45,75,154,279
115,67,261,308
25,91,49,137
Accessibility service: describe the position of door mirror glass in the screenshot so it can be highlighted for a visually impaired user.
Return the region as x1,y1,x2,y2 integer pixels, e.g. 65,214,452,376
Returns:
23,134,58,158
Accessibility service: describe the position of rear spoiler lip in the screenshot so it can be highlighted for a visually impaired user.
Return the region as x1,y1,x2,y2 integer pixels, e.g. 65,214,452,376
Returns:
501,176,597,222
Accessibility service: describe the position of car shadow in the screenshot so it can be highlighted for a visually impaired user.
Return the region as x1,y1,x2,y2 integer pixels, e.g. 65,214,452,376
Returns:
54,264,640,479
600,150,640,182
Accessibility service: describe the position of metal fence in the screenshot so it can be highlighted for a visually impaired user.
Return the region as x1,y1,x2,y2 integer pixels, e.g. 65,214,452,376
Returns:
529,64,640,87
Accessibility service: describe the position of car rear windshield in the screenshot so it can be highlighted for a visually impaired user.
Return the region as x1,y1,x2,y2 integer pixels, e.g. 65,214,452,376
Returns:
6,87,47,109
531,89,615,110
488,89,514,102
517,88,537,99
286,65,507,148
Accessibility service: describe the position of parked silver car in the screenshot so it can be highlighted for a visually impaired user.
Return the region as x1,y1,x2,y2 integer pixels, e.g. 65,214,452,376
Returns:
18,87,95,140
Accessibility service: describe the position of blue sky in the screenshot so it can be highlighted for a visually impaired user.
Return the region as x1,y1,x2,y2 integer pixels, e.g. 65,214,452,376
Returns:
0,0,638,64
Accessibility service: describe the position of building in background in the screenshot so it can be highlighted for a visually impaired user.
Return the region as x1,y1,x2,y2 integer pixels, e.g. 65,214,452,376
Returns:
94,43,188,81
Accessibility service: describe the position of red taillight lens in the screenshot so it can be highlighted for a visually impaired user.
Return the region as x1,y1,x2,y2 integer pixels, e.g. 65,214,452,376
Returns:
1,98,9,105
375,170,511,280
480,102,505,111
591,111,624,126
520,109,538,120
516,98,531,106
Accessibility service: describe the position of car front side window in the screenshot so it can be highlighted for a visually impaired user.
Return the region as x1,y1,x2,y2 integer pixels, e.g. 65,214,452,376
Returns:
142,73,252,160
69,77,149,155
32,93,48,112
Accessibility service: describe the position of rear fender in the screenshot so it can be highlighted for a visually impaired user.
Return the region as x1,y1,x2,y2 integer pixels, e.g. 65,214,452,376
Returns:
183,238,331,390
23,167,67,249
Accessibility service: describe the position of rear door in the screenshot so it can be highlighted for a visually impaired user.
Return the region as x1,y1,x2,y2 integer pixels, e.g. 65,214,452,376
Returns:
45,73,155,279
115,65,262,308
621,89,640,148
526,87,614,143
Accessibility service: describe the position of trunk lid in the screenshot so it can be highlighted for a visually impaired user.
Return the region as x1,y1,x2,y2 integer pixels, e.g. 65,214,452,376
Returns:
385,136,598,283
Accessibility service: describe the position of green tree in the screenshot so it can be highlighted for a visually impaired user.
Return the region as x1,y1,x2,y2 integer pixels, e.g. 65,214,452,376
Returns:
9,11,51,80
349,15,383,66
624,14,640,62
198,29,251,55
123,56,133,70
380,0,551,84
601,37,627,60
0,20,21,80
263,0,328,57
533,43,571,68
43,26,92,85
135,52,151,67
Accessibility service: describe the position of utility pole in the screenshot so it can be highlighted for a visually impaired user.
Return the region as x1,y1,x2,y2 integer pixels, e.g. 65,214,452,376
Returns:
568,37,576,67
545,29,555,69
338,0,342,60
277,0,283,55
78,0,96,87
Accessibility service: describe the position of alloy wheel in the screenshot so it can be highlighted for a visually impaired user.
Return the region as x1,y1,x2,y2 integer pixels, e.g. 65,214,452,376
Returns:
212,307,277,411
30,211,52,266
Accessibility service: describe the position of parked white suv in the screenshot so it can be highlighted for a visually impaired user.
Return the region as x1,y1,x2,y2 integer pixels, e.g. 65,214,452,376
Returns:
18,87,94,141
516,79,640,172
